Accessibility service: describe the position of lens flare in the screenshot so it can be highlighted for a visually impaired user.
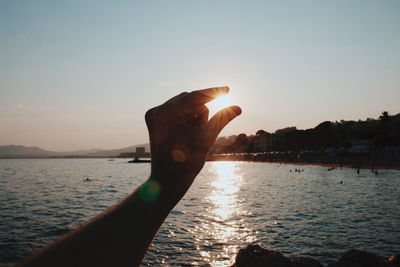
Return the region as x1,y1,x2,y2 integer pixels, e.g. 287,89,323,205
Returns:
172,149,186,162
139,180,161,203
171,144,189,162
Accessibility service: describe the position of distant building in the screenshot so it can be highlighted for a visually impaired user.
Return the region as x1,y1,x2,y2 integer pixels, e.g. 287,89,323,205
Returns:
275,127,297,134
351,139,374,153
136,147,145,153
216,136,236,146
255,131,272,152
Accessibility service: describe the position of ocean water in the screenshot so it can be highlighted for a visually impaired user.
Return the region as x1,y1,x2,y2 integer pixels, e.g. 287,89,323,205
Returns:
1,159,400,266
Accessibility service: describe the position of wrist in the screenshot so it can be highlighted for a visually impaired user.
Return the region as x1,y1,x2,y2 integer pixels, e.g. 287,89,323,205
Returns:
147,172,192,203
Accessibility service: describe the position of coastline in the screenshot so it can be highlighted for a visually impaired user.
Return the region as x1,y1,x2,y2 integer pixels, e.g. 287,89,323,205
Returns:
1,156,400,171
208,159,400,171
207,152,400,171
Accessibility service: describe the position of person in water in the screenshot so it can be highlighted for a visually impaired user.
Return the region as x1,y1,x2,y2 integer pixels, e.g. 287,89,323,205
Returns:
19,86,242,267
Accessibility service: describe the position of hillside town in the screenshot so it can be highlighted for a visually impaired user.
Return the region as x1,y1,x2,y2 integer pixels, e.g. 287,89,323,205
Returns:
209,112,400,168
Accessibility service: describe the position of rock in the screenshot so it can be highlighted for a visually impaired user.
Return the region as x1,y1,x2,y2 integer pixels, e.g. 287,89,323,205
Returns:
232,244,399,267
389,252,400,266
232,244,294,267
293,256,323,267
330,249,391,267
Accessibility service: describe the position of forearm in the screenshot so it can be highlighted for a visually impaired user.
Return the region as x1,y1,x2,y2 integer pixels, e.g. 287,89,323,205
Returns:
19,177,184,267
19,86,240,267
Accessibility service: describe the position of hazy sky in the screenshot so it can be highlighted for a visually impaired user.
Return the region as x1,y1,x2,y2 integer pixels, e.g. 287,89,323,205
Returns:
1,0,399,151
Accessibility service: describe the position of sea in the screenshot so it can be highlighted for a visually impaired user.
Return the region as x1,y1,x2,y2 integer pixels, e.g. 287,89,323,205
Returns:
1,159,399,266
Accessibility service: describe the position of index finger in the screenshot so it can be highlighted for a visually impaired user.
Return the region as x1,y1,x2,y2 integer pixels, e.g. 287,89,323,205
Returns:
185,86,229,105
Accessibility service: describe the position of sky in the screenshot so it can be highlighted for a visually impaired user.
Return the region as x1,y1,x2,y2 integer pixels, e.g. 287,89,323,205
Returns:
1,0,399,151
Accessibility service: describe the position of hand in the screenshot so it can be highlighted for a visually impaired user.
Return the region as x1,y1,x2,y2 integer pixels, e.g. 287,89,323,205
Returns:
18,87,241,267
145,86,241,196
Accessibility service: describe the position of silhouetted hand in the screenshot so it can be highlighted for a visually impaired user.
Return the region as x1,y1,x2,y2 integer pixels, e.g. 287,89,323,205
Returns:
145,86,241,197
19,86,241,267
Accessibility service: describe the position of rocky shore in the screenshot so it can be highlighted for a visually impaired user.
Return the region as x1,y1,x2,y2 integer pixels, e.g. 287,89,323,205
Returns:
232,244,400,267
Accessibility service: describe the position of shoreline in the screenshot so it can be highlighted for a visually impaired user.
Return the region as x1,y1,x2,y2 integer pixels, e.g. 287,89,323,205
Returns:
206,156,400,171
1,157,400,171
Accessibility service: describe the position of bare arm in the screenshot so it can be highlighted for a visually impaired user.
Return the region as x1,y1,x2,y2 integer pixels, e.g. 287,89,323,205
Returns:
19,86,241,267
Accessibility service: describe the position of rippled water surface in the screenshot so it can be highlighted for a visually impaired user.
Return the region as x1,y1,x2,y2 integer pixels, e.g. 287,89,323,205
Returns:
1,159,400,266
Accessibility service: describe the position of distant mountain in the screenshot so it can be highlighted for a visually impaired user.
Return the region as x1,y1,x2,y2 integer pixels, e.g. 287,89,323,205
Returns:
0,145,59,158
0,144,150,158
58,148,103,156
73,144,150,157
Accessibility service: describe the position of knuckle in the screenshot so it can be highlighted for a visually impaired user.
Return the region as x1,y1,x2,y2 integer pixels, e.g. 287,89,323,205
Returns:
166,92,189,104
177,92,189,102
145,107,155,123
146,105,168,124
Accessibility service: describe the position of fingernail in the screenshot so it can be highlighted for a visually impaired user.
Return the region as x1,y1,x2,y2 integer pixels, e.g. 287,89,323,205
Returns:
232,105,242,115
221,86,229,94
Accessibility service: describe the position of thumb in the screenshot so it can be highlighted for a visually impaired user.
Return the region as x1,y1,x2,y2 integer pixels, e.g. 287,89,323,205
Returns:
206,105,242,140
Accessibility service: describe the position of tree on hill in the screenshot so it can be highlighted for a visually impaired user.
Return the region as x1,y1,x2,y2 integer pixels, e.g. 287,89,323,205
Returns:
232,134,250,152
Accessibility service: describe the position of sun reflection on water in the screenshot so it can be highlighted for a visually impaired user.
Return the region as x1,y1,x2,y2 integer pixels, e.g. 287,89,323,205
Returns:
209,162,241,221
195,161,255,266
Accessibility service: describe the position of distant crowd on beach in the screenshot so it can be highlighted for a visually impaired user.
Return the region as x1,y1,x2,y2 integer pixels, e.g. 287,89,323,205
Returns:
207,150,400,170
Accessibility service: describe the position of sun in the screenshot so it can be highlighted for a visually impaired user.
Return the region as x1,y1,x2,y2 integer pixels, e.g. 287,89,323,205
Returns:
206,94,232,117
